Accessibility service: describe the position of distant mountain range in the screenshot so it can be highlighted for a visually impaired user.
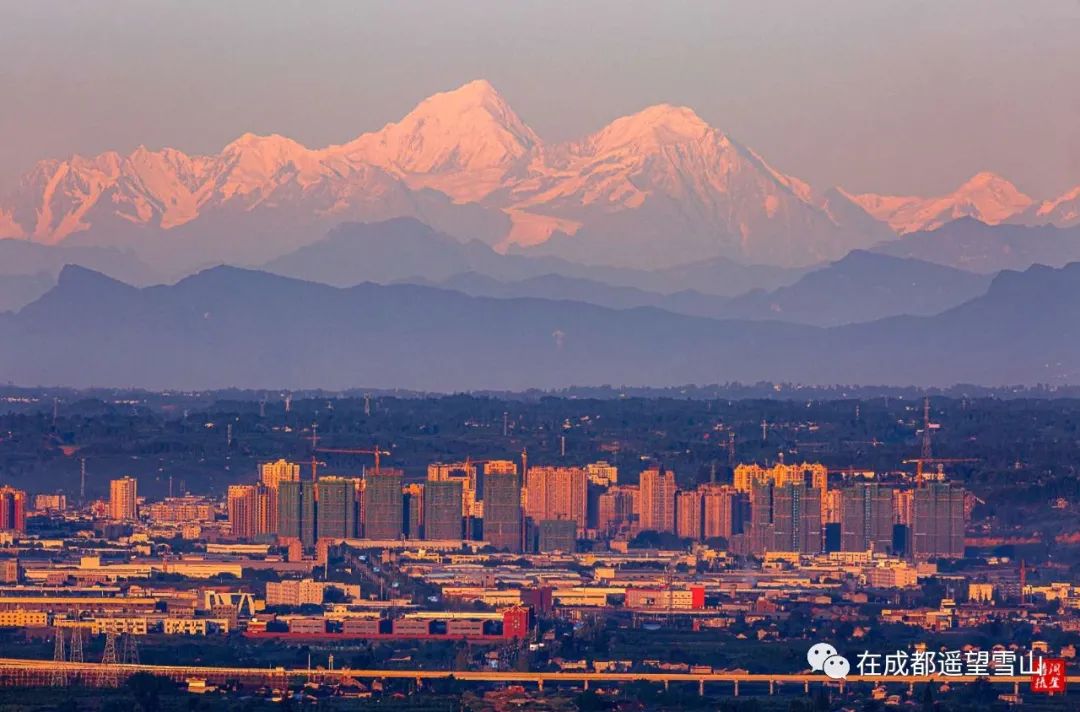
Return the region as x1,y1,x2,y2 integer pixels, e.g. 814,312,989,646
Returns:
851,173,1080,234
2,260,1075,390
264,218,994,326
870,217,1080,273
0,239,158,311
7,79,1077,273
412,250,991,327
262,218,803,297
716,250,992,326
3,78,1079,389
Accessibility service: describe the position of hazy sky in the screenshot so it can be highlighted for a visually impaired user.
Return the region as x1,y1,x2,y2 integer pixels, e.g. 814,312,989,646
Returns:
2,1,1079,197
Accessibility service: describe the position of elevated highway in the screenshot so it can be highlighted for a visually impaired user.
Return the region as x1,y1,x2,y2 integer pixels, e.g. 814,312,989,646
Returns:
0,657,1069,697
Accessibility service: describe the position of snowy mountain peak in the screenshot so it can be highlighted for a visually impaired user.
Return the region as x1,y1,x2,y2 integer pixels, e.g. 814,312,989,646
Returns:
221,132,309,160
846,172,1033,234
343,79,539,200
587,104,712,152
960,170,1012,189
5,79,1079,270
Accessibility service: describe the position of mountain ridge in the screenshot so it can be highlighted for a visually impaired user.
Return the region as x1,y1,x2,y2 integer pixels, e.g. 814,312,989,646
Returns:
0,80,887,270
2,260,1073,390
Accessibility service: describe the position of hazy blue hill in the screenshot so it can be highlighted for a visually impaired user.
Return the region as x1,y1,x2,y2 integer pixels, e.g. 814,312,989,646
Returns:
428,251,990,326
4,261,1078,390
264,218,802,297
0,272,54,313
871,217,1080,272
719,250,993,325
424,272,732,317
0,238,159,282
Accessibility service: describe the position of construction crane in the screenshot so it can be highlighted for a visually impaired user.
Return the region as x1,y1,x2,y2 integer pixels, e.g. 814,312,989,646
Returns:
902,458,979,487
827,466,875,476
299,424,325,481
845,438,883,448
461,456,503,471
316,446,391,475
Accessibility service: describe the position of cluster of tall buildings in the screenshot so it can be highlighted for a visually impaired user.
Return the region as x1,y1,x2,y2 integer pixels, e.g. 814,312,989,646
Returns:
4,454,967,564
223,458,607,553
599,462,966,559
227,459,299,541
216,457,967,560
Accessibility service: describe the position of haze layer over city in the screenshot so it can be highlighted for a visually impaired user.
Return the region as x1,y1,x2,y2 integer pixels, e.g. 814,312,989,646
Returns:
1,2,1079,710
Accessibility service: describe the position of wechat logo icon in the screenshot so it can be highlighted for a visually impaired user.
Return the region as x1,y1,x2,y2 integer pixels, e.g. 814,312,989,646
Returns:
808,642,850,680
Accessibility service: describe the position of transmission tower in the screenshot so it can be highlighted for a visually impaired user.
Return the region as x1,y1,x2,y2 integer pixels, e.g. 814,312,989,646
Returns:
121,632,139,665
920,397,933,460
50,628,67,686
98,631,119,686
70,624,84,663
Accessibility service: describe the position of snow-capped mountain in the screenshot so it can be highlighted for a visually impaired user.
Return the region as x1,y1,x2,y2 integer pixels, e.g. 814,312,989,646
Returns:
509,103,881,266
3,79,1074,270
844,172,1034,234
1021,186,1080,228
342,79,539,202
0,80,881,269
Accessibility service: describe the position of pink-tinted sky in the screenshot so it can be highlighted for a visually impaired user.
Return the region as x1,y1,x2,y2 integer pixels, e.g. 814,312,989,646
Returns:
2,0,1079,197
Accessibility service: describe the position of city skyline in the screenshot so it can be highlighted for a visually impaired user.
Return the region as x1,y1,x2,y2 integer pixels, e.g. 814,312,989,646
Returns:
0,3,1077,706
0,388,1072,707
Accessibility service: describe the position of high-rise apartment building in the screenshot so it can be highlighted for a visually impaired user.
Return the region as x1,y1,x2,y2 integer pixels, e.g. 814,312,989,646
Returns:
144,496,215,524
822,488,844,525
316,477,358,540
734,462,827,493
0,487,27,533
894,489,914,526
424,480,463,540
638,468,676,534
109,477,138,521
841,483,895,553
585,461,618,487
427,462,479,518
771,483,822,554
254,484,276,536
701,484,746,540
481,459,518,504
747,482,775,555
402,483,423,539
912,483,966,559
257,459,299,537
675,489,703,540
260,459,301,489
535,519,577,553
597,485,638,536
483,465,522,552
524,466,588,534
227,485,259,539
31,494,66,513
278,480,316,547
363,470,404,540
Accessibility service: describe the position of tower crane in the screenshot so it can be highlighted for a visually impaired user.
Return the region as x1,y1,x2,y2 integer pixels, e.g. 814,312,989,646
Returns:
315,446,392,475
